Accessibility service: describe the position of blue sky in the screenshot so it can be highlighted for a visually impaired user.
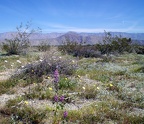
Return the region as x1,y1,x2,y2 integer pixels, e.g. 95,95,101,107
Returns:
0,0,144,33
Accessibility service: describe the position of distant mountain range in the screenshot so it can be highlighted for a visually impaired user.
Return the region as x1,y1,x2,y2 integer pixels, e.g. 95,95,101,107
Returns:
0,31,144,45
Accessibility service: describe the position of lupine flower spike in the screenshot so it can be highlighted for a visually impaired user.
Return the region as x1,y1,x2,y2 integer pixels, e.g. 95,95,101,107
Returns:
54,69,59,83
63,111,68,118
60,96,65,102
54,95,59,102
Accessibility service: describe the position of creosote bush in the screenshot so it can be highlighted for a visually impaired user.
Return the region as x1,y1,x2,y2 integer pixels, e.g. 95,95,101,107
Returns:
58,40,102,58
58,31,142,59
2,22,40,55
37,40,50,52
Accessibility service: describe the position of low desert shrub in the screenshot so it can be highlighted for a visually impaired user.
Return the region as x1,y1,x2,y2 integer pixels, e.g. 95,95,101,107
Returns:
2,97,46,124
37,40,50,52
0,78,19,94
58,77,77,90
79,85,98,99
11,50,77,84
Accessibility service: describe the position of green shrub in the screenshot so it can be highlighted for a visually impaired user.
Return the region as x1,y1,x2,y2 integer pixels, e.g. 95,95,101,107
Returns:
58,77,77,90
95,32,134,55
79,85,98,99
2,97,46,124
37,40,50,52
0,79,19,95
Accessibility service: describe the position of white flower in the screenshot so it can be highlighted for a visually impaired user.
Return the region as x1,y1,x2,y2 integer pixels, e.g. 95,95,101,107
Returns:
21,66,24,68
17,60,21,64
82,86,85,90
4,60,8,63
72,60,75,63
97,87,100,90
39,59,43,62
11,63,14,66
59,56,62,59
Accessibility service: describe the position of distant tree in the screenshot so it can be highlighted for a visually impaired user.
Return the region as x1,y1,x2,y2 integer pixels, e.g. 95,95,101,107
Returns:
2,21,41,55
38,40,50,51
96,31,113,55
58,36,86,55
0,43,2,53
95,31,137,55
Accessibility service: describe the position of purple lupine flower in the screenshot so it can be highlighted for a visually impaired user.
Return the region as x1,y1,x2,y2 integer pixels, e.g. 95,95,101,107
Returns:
54,69,59,83
59,96,65,102
63,111,68,118
54,95,59,102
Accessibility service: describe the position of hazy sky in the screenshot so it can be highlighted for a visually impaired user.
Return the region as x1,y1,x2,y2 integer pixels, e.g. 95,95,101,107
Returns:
0,0,144,33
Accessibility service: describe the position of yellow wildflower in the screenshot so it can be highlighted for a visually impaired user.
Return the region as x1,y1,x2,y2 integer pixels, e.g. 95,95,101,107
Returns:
47,76,50,79
49,87,53,90
65,78,68,80
24,101,28,105
78,75,80,78
110,84,113,87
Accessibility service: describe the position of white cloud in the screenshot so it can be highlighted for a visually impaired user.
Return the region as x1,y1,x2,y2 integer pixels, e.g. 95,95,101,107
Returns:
35,21,144,33
42,26,144,33
44,28,109,33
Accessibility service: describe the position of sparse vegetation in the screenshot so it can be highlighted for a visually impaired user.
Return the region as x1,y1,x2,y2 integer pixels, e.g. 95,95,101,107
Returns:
0,33,144,123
